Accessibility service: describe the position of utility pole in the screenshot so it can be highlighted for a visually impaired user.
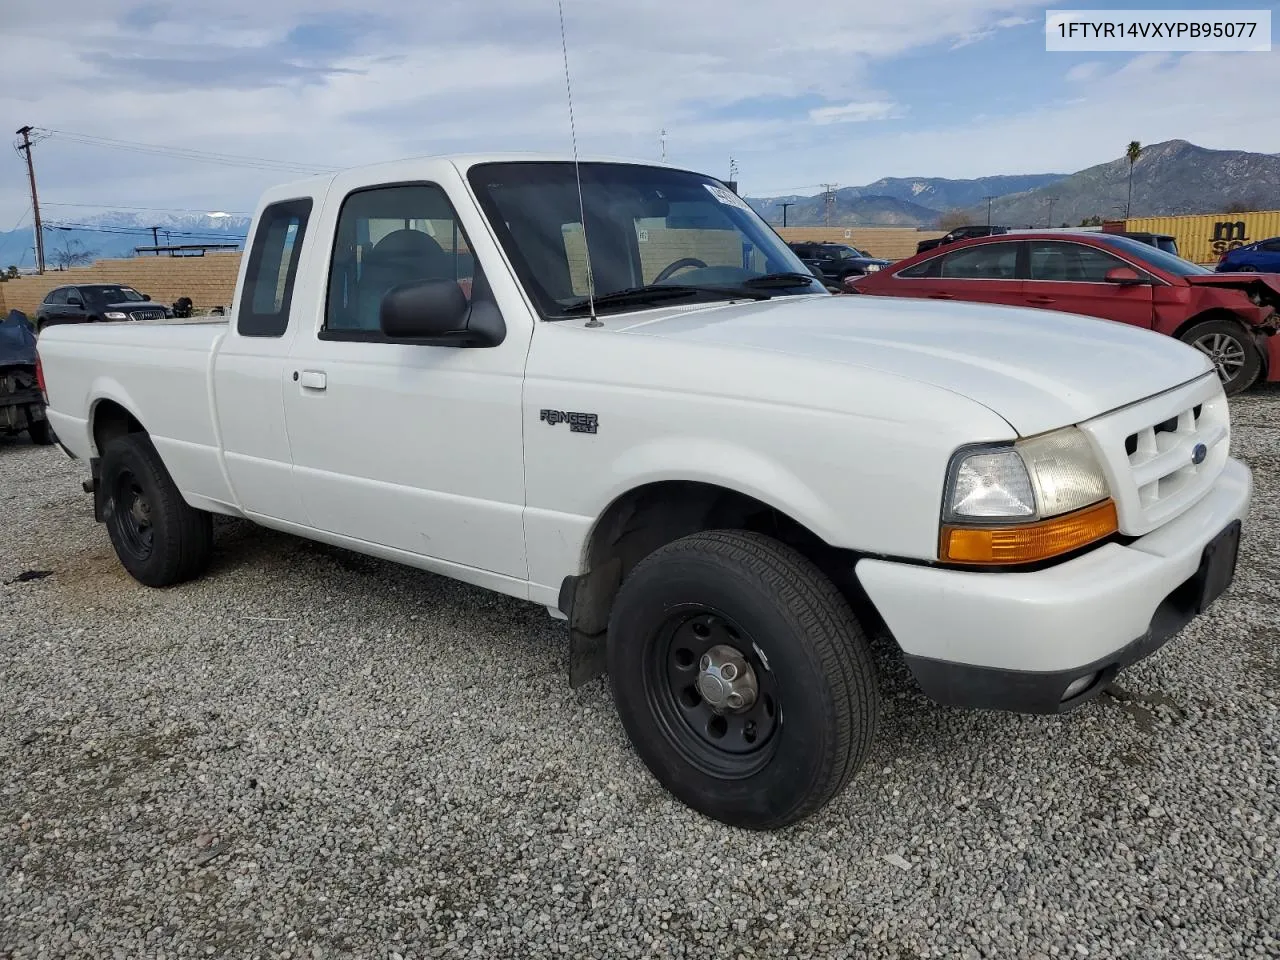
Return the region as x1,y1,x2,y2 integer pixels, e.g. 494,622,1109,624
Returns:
659,128,667,163
780,202,796,228
15,125,45,274
820,183,839,228
983,195,997,227
151,226,160,253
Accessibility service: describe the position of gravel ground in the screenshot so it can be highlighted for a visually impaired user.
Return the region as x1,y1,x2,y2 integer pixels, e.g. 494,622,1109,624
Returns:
2,391,1278,960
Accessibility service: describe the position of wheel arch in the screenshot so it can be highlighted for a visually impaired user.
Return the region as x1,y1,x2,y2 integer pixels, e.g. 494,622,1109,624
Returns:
562,479,882,687
90,395,148,458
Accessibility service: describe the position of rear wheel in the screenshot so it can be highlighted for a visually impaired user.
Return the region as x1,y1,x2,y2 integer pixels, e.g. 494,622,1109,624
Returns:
607,530,879,830
1180,318,1262,395
99,433,213,587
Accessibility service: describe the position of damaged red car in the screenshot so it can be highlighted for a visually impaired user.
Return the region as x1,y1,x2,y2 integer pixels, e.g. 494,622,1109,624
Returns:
848,231,1280,395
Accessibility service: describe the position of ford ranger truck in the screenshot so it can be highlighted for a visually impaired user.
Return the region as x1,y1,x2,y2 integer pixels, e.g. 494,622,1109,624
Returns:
36,155,1252,830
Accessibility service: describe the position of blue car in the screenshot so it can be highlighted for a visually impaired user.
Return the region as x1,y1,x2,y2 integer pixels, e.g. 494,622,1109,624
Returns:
1216,236,1280,273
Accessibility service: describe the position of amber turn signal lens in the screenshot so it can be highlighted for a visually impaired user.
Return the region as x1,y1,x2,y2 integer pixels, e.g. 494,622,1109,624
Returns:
941,500,1119,565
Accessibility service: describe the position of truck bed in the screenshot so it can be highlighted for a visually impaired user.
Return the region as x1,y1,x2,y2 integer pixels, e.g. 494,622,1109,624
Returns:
39,318,239,514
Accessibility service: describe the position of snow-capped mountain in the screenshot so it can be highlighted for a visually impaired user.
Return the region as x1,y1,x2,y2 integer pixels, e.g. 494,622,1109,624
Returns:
0,209,252,268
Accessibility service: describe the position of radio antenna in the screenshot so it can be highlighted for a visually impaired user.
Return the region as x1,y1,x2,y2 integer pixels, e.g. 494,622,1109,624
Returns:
557,0,600,327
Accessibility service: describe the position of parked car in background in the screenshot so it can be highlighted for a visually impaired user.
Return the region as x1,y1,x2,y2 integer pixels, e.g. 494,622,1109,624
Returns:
1216,236,1280,274
1120,232,1179,256
787,242,891,284
0,310,53,444
34,283,171,333
850,231,1279,395
916,224,1008,255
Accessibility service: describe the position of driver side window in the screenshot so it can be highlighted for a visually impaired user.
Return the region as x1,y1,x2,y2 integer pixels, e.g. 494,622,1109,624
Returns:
324,183,482,340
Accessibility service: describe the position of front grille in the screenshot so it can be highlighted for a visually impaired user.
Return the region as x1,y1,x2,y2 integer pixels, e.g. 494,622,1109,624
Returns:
1079,374,1229,536
128,308,166,321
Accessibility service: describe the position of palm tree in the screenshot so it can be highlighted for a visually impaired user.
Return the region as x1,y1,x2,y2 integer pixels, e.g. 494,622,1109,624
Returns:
1125,141,1142,218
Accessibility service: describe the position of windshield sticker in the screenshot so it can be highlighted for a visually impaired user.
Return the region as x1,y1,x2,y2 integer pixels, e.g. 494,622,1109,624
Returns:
704,183,751,211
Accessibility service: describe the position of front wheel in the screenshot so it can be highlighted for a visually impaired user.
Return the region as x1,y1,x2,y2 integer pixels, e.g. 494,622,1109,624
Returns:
607,530,879,830
1180,318,1262,395
99,433,213,587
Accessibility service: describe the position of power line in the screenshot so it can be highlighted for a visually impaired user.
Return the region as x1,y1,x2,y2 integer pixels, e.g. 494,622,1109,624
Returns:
39,128,336,176
43,221,247,242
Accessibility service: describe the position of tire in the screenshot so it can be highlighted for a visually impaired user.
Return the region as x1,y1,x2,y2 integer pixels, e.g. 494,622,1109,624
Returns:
1179,318,1262,396
99,433,213,587
607,530,879,830
26,415,55,445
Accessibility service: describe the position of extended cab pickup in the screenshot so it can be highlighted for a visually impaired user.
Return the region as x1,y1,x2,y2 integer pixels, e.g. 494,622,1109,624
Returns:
38,155,1252,830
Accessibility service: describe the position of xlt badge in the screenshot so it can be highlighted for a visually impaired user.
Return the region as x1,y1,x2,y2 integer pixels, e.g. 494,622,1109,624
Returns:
540,409,599,434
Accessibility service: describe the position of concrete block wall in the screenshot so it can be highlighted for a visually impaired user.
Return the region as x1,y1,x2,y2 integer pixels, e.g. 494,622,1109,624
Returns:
0,253,243,316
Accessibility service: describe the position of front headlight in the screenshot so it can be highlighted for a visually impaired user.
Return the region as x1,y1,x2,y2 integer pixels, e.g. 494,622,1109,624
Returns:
940,427,1117,565
864,263,881,272
104,311,128,320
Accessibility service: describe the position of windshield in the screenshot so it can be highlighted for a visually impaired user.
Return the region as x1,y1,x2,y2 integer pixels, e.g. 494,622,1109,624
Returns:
467,161,825,318
89,286,145,302
1093,235,1212,276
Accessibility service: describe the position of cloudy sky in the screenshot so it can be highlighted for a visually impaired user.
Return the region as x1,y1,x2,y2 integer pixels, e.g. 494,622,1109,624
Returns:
1,0,1278,231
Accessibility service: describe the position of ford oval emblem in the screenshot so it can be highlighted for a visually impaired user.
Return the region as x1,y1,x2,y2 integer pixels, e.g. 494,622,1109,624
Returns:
1191,442,1208,465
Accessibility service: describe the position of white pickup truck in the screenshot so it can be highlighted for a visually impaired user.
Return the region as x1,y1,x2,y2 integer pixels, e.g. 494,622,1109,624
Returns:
37,155,1251,829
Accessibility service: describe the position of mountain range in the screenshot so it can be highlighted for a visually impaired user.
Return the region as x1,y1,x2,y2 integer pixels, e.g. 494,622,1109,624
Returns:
3,139,1280,268
747,140,1280,229
0,211,250,270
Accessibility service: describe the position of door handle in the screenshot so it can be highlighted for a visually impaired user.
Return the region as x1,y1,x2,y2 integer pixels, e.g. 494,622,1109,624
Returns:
298,370,327,391
928,292,955,300
1027,296,1056,305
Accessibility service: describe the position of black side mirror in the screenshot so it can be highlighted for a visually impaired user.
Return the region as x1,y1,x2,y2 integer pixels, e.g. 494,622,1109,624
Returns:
142,294,151,301
379,279,505,347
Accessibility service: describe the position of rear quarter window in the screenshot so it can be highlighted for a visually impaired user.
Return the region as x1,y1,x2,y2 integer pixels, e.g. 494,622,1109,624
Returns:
237,198,313,338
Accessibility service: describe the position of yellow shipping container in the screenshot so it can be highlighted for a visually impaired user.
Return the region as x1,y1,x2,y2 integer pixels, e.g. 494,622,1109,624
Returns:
1116,211,1280,266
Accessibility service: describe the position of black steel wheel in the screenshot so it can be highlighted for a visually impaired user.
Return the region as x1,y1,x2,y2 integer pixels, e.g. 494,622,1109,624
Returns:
107,467,155,561
645,605,781,779
608,530,879,830
99,433,213,587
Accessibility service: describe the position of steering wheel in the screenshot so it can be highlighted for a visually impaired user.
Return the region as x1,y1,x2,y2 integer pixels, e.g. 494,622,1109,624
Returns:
653,257,708,283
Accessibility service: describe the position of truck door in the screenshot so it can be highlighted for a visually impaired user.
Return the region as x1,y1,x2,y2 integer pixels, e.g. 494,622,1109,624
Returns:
211,197,314,525
281,178,531,581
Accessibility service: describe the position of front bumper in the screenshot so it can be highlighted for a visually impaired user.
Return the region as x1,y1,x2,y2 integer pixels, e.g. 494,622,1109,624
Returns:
856,456,1252,714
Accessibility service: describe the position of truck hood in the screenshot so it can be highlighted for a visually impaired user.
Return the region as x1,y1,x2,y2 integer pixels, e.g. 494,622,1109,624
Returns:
610,294,1214,436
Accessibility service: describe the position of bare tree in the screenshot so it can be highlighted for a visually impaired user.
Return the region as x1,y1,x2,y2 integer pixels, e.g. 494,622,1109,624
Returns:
51,239,96,271
1125,141,1142,217
938,208,974,231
